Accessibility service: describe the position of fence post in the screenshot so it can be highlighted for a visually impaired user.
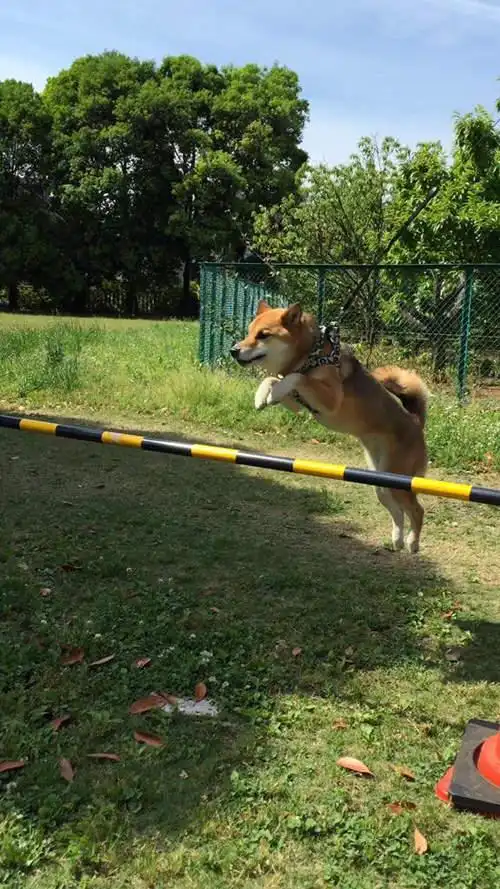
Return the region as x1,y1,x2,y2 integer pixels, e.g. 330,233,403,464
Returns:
457,268,474,402
208,266,218,366
218,268,228,361
198,264,207,364
317,268,326,325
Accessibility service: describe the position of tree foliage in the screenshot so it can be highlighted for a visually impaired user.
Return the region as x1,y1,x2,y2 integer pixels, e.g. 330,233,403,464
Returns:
253,107,500,369
1,49,499,346
0,52,308,315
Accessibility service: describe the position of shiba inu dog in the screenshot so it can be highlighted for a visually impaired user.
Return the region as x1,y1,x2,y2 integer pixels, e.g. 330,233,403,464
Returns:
231,301,429,553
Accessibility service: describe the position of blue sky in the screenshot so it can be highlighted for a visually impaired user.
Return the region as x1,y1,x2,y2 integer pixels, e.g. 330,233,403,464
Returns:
0,0,499,164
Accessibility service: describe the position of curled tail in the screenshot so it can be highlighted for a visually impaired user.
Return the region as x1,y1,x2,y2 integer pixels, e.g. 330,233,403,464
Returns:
371,365,430,427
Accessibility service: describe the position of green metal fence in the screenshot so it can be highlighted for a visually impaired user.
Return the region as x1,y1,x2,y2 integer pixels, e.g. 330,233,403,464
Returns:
199,262,500,400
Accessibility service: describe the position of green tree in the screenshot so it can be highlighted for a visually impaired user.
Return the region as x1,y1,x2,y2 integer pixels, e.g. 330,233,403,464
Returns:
390,108,500,374
157,57,308,314
252,136,409,341
43,52,309,317
0,79,59,308
44,51,163,314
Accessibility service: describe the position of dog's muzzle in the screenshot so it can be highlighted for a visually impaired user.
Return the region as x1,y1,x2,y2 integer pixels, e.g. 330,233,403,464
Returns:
230,343,265,366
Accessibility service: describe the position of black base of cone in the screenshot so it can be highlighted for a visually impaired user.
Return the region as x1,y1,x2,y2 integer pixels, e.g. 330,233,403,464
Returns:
448,719,500,816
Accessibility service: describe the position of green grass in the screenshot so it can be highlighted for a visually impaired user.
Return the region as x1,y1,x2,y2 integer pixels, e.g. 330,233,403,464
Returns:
0,315,499,472
1,314,500,889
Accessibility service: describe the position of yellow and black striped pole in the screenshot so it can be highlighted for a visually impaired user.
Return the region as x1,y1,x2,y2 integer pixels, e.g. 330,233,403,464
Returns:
1,413,499,507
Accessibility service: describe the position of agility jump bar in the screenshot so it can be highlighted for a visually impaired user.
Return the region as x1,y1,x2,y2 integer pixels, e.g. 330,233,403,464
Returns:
1,413,499,507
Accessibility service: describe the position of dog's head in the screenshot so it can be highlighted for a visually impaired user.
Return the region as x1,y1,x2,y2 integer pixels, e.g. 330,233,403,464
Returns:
230,301,308,375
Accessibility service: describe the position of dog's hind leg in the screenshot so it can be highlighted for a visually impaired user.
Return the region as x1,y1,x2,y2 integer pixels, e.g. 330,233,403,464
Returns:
390,490,424,554
364,443,405,551
376,487,405,551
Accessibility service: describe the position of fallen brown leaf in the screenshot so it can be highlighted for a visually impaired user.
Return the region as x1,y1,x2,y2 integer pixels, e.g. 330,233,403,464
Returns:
133,730,164,748
209,606,220,614
0,760,25,773
332,718,348,730
414,827,428,855
292,647,303,657
129,693,166,715
60,563,81,572
310,438,321,444
60,647,84,666
51,715,71,732
88,654,115,667
87,753,120,762
160,693,178,706
60,758,74,782
393,765,416,782
336,756,373,777
194,682,207,702
387,801,417,815
135,657,152,669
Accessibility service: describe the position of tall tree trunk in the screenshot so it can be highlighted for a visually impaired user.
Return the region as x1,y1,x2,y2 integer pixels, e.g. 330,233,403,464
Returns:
126,278,138,316
432,334,448,380
179,257,198,318
8,282,19,311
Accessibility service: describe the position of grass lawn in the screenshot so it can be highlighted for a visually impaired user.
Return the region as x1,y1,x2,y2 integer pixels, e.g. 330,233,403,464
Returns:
1,315,500,888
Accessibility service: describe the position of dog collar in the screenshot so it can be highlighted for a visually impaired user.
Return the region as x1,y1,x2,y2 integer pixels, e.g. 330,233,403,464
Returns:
290,321,341,416
296,321,341,374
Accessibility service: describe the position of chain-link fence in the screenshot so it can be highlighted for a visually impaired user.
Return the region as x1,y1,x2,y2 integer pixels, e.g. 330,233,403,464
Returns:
199,262,500,400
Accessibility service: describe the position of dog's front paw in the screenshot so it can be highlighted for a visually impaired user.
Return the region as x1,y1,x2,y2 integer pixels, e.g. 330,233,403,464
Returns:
254,377,279,410
267,372,302,404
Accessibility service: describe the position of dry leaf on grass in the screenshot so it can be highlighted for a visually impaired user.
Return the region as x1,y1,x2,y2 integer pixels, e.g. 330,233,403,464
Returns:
60,647,84,666
60,758,74,782
387,801,417,815
160,693,178,706
129,693,166,715
60,563,81,572
336,756,373,777
393,765,416,782
332,718,348,731
414,827,428,855
88,654,115,667
292,647,303,657
194,682,207,702
0,760,25,773
133,731,164,748
51,715,70,732
87,753,120,762
134,657,152,669
40,587,52,597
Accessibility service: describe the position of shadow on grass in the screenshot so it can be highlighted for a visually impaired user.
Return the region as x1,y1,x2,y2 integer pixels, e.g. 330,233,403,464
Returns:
443,619,500,685
0,410,452,869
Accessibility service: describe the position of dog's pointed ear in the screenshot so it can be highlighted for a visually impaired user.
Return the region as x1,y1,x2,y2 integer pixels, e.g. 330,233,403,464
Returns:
282,303,302,328
256,300,270,315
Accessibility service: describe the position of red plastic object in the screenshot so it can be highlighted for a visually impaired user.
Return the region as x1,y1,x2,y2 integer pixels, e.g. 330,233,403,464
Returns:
475,733,500,788
435,766,454,803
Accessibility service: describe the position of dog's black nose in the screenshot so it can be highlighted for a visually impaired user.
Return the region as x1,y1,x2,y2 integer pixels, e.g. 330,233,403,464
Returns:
230,343,240,360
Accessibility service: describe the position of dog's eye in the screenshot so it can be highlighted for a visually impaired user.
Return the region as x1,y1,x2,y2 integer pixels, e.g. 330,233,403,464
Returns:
256,331,270,340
